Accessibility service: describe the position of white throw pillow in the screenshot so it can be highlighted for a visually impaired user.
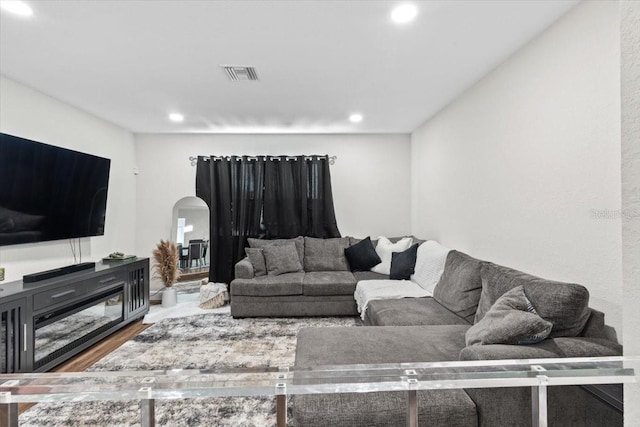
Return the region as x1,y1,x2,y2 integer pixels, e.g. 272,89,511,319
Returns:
410,240,450,293
370,236,413,275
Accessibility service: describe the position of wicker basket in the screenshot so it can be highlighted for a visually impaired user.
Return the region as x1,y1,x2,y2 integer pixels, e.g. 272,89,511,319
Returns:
199,283,228,309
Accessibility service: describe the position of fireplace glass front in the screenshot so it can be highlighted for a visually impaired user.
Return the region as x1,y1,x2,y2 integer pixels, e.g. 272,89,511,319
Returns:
33,288,124,369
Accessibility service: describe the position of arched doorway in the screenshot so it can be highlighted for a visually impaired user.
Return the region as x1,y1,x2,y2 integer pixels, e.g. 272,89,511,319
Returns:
171,196,209,281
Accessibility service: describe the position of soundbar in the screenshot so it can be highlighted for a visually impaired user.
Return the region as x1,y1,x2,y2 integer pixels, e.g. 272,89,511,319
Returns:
23,262,96,283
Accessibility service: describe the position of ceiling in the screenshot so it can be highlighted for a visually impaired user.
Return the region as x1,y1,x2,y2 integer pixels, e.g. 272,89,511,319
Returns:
0,0,579,134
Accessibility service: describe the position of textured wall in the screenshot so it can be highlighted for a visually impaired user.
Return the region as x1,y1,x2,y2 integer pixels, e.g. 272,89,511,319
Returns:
410,1,623,333
621,1,640,424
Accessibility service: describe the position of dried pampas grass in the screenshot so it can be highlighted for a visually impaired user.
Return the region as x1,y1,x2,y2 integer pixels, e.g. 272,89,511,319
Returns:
152,239,180,287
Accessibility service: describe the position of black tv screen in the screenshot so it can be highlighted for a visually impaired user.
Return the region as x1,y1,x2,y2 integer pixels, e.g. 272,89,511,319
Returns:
0,133,111,246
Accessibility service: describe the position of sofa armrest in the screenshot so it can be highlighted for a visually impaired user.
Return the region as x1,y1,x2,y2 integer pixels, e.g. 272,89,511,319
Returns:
460,337,622,361
460,338,624,427
234,257,254,279
580,309,619,343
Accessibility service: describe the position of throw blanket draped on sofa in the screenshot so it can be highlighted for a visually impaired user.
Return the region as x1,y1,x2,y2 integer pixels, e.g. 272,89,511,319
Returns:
354,280,432,320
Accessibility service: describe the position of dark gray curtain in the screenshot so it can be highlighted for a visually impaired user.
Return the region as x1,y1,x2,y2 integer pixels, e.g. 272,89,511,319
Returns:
263,155,306,238
264,155,339,238
306,155,340,238
196,156,265,284
196,154,339,284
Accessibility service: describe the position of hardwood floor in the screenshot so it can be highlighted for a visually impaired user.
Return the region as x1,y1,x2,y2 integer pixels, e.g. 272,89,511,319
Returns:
18,319,151,415
178,267,209,282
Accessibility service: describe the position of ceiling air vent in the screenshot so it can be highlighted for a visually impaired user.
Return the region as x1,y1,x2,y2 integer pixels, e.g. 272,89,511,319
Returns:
222,65,259,81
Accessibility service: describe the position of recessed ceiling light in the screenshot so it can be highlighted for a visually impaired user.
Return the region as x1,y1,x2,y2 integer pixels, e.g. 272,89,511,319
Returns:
169,113,184,123
391,4,417,24
0,1,33,16
349,113,363,123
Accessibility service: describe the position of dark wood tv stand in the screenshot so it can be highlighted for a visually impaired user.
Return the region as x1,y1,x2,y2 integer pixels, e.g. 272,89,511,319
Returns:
0,258,149,373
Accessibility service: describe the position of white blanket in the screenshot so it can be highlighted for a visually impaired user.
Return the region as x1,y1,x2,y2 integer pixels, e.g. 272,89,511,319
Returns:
354,279,432,320
411,241,451,293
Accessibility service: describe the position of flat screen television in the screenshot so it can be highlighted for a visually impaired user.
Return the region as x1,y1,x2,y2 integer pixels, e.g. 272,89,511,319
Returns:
0,133,111,246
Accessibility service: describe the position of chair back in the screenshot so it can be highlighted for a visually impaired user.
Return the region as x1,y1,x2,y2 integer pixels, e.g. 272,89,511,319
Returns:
189,242,202,258
177,244,188,258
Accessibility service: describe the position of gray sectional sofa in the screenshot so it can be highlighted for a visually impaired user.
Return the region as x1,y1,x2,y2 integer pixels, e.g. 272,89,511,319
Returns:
291,249,622,426
230,236,396,318
230,236,623,426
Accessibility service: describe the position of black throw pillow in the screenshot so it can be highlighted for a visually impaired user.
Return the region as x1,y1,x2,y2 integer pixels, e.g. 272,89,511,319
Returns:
344,237,382,272
390,243,420,280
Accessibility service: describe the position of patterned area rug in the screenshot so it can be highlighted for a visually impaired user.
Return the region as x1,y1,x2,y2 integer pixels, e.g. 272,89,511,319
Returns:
19,313,360,426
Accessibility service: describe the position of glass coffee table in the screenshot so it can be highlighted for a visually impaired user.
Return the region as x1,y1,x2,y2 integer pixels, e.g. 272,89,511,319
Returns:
1,356,637,427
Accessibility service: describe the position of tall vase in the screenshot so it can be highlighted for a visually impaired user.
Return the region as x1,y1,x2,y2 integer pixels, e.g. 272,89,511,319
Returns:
162,287,177,307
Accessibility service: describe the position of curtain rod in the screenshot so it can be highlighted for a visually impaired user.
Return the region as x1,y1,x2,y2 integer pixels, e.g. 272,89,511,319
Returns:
189,155,337,166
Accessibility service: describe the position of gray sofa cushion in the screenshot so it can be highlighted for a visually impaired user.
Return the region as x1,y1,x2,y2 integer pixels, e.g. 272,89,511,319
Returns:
231,272,304,297
475,262,591,338
465,286,552,346
432,251,483,323
302,271,357,296
365,298,471,326
292,390,477,427
263,242,303,275
296,324,470,367
244,248,266,276
353,270,389,281
293,325,476,427
247,236,304,263
231,294,358,317
303,237,350,272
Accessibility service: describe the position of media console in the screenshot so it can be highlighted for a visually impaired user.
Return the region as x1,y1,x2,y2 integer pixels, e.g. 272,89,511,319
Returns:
0,258,149,373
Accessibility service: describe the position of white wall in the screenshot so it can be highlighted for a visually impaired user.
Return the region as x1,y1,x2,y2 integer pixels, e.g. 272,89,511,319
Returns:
135,133,411,287
0,76,137,282
177,208,209,244
411,1,623,334
621,0,640,423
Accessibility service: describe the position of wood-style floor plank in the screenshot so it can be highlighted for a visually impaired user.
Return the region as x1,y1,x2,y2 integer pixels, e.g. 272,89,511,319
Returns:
52,319,150,372
18,319,151,415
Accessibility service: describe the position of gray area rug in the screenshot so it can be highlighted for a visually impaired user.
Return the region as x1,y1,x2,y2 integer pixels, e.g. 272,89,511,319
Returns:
19,313,360,426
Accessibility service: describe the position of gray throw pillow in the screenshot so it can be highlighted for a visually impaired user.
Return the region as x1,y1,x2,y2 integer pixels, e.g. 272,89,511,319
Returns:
475,262,590,337
248,237,304,263
466,286,552,346
245,247,267,277
304,237,350,272
262,242,303,276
